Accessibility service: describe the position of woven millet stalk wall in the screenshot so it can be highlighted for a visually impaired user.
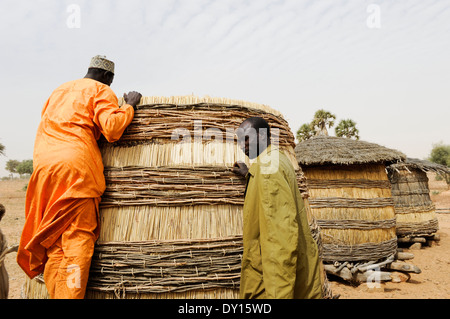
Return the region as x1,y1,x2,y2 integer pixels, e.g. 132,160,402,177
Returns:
301,164,397,262
23,96,332,299
387,158,449,237
388,167,438,236
295,136,406,263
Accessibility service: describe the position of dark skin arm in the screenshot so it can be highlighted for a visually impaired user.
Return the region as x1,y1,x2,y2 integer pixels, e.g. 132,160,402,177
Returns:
123,91,142,110
233,161,248,177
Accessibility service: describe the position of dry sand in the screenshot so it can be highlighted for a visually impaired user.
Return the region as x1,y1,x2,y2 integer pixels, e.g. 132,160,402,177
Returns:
0,173,449,299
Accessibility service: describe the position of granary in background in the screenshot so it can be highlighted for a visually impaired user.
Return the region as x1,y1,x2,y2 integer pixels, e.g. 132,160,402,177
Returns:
23,95,332,299
387,158,450,238
295,136,406,263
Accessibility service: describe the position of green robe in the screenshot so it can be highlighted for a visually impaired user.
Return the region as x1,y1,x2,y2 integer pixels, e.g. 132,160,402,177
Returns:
240,145,323,299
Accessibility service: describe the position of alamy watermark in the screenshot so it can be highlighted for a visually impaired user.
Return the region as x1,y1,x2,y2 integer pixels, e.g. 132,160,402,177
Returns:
66,263,81,289
365,267,382,289
66,4,81,29
170,120,280,174
366,4,381,29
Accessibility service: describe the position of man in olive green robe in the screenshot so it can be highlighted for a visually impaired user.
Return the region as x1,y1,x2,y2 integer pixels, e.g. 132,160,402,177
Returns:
233,117,322,299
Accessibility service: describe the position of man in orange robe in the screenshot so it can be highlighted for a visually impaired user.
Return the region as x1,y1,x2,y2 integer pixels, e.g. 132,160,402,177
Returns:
17,55,142,299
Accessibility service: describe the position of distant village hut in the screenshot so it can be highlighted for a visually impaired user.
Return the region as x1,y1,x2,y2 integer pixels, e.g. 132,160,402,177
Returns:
387,158,450,238
295,136,405,263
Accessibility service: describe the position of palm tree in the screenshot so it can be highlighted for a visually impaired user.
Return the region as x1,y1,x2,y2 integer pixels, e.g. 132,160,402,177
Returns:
310,109,336,136
296,123,316,142
0,142,5,156
335,119,360,140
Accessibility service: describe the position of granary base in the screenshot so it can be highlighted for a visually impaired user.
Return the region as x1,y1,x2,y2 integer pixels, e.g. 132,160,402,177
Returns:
323,253,422,284
397,233,440,250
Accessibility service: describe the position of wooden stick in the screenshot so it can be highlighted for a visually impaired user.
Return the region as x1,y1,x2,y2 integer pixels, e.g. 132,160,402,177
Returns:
357,254,395,272
386,262,421,274
323,264,353,281
356,271,391,283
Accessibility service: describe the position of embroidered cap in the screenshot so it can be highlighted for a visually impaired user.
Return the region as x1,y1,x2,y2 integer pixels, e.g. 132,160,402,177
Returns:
89,55,115,74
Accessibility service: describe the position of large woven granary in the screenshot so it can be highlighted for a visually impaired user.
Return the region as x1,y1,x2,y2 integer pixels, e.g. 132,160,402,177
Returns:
23,95,332,298
295,136,405,263
387,158,449,237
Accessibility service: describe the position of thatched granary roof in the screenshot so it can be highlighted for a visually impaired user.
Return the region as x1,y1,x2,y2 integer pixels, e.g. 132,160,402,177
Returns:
388,158,450,176
295,136,406,166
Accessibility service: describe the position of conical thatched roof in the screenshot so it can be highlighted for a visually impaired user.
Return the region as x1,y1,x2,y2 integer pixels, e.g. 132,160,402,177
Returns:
295,136,406,166
388,158,450,176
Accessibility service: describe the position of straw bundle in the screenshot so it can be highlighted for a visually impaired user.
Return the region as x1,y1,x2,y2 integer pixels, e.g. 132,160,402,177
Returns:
387,158,450,237
89,236,242,297
295,136,406,262
22,275,48,299
100,99,297,169
101,166,245,207
24,95,328,299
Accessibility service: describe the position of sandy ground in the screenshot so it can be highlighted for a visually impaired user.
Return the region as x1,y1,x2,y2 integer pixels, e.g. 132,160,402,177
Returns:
0,173,449,299
1,178,27,299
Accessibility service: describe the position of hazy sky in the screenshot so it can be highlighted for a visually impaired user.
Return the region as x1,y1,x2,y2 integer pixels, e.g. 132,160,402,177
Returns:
1,0,449,177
